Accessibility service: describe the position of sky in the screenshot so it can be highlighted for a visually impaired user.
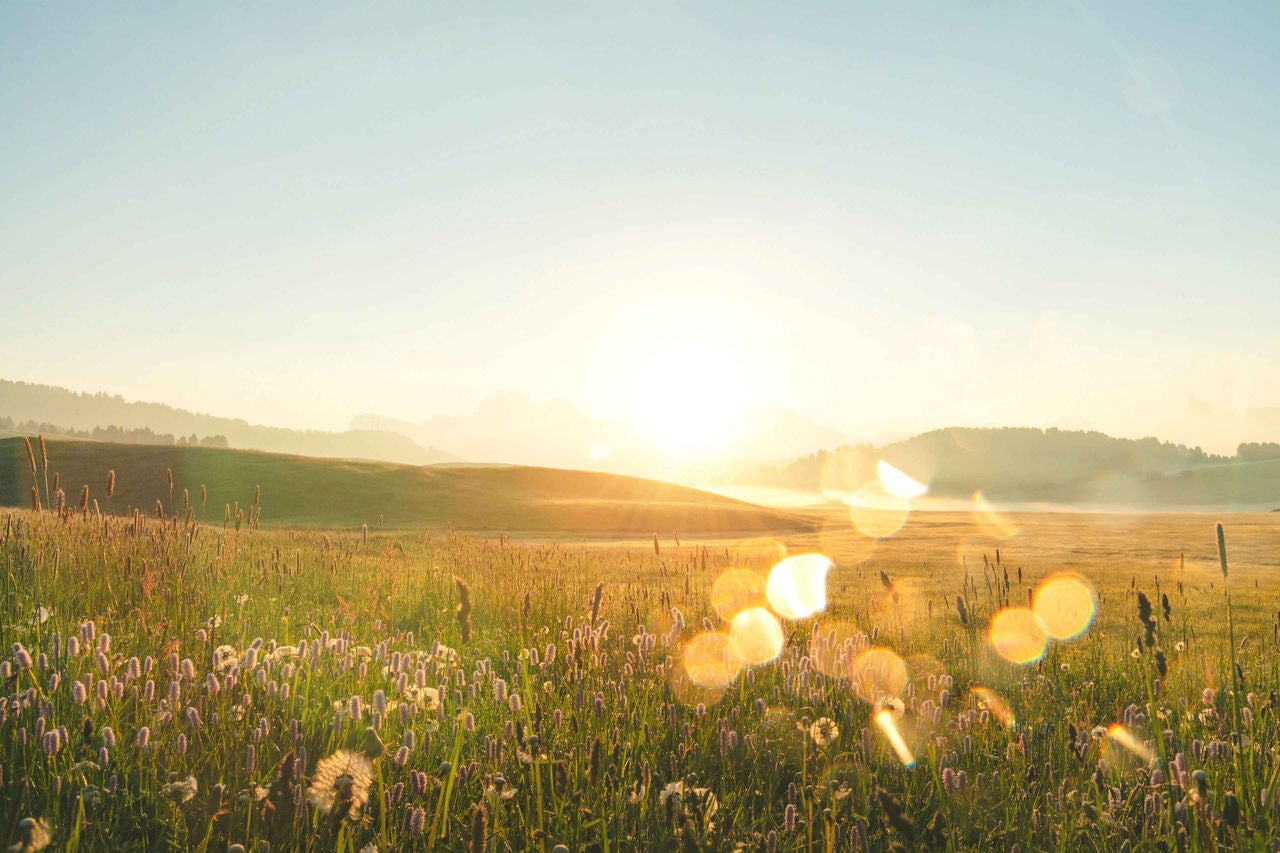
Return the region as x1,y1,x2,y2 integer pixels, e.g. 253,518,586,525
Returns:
2,3,1278,456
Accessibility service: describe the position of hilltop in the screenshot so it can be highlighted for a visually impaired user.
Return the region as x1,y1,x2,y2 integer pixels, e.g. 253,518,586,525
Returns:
741,427,1280,510
0,379,456,466
0,438,808,535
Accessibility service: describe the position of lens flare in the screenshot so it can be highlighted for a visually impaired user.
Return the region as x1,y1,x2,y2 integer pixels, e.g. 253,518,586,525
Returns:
874,709,916,767
970,687,1016,729
877,460,928,499
1107,724,1155,763
766,554,832,620
681,632,742,690
972,491,1019,539
848,482,910,540
988,608,1049,665
1032,574,1097,640
667,664,726,707
711,569,768,621
728,607,785,665
810,620,870,679
849,648,909,706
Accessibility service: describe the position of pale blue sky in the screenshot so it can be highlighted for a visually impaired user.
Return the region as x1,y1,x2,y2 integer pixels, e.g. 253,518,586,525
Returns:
2,3,1277,454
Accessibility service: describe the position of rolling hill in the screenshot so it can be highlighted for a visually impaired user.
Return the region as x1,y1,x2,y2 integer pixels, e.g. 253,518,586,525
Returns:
0,437,809,535
0,379,457,466
742,427,1280,510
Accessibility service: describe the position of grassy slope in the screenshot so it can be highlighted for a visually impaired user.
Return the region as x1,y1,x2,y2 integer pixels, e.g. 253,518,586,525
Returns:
0,437,808,534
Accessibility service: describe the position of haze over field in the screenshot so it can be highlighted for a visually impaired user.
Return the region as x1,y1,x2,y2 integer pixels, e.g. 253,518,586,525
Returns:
3,3,1279,471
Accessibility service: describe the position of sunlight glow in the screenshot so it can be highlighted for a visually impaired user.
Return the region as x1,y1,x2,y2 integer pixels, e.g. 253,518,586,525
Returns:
728,607,785,665
988,607,1050,664
848,482,911,539
765,553,832,620
810,620,869,679
681,632,742,690
874,709,916,767
973,491,1020,539
1107,724,1155,763
711,569,768,621
970,687,1017,729
877,460,929,499
849,648,909,706
628,340,750,453
1032,574,1097,640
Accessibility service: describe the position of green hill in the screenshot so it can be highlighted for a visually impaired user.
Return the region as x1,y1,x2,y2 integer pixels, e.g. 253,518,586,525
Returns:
0,437,809,535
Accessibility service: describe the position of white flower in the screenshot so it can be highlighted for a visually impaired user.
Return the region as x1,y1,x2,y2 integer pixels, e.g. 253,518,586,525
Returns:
403,685,441,712
307,750,373,819
10,817,52,853
808,717,840,747
161,774,198,804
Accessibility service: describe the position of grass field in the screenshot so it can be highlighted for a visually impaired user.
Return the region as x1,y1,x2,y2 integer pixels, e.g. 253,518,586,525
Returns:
3,446,1280,850
0,438,806,536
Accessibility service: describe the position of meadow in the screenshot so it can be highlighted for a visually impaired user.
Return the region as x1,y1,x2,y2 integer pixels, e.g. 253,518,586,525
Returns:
3,453,1280,851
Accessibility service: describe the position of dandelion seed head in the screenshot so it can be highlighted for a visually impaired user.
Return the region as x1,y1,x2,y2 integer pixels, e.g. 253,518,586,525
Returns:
306,749,373,819
11,817,52,853
808,717,840,747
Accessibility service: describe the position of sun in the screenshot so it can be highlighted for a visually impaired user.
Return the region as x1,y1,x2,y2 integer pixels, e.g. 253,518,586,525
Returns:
628,340,751,454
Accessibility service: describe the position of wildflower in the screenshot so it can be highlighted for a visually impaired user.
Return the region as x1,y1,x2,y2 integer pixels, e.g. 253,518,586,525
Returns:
809,717,840,747
307,749,373,820
161,774,199,804
404,685,441,712
485,775,517,800
8,817,52,853
659,780,718,824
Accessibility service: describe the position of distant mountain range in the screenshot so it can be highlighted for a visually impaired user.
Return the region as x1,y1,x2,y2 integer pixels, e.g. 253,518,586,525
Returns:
738,427,1280,510
3,378,1278,510
351,391,855,478
0,379,456,466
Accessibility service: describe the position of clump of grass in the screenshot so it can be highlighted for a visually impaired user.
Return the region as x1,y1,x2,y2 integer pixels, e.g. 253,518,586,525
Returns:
455,575,473,643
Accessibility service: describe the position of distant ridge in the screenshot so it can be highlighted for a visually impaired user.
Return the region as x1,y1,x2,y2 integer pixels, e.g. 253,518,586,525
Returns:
0,438,809,534
742,426,1280,510
0,379,457,466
